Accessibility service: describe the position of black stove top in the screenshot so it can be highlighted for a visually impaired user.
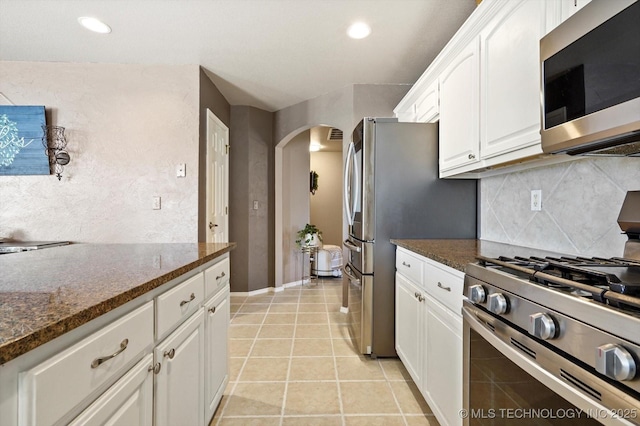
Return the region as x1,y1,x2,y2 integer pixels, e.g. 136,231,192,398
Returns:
477,255,640,311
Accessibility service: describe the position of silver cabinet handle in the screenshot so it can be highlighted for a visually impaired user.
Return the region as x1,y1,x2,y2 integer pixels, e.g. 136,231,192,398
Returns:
180,293,195,306
208,306,216,314
91,339,129,368
402,261,411,268
418,294,425,302
437,282,451,292
164,348,176,359
216,271,226,280
148,362,161,374
414,292,419,298
468,153,476,159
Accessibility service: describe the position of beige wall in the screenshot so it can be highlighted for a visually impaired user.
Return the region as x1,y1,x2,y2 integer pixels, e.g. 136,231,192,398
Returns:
310,150,343,247
0,61,201,243
281,131,311,284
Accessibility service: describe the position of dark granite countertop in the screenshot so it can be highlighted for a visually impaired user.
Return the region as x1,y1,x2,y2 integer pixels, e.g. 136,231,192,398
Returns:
0,242,235,365
390,239,566,272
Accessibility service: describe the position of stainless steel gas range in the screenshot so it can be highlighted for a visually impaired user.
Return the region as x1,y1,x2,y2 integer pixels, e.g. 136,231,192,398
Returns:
463,252,640,425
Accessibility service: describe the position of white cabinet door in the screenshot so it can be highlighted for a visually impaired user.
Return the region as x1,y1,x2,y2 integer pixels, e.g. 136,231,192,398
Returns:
425,297,462,426
560,0,591,22
480,0,548,159
395,272,424,388
415,79,439,123
69,354,154,426
155,309,205,426
439,39,480,171
204,285,230,423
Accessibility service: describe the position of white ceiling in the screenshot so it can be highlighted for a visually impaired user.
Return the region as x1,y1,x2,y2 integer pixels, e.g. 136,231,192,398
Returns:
0,0,477,112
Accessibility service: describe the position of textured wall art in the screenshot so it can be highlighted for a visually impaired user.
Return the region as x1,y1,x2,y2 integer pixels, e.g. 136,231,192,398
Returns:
0,105,49,175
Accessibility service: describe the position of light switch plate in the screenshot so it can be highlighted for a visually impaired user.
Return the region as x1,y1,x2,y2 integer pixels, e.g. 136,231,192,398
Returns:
177,164,186,178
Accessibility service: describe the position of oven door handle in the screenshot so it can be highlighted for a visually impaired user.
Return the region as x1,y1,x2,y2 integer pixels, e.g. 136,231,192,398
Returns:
462,305,638,420
343,239,361,253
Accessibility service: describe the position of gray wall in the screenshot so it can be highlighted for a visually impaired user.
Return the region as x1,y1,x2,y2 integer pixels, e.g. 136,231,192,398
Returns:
198,67,231,242
480,157,640,257
229,105,275,292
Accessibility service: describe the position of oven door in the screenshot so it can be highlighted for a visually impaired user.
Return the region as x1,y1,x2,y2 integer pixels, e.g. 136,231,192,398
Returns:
463,301,639,426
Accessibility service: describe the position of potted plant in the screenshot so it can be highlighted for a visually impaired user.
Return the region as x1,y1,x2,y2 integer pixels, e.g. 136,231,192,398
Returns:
296,223,323,247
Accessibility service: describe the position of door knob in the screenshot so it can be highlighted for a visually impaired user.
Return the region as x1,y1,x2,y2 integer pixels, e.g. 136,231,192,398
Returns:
209,222,218,229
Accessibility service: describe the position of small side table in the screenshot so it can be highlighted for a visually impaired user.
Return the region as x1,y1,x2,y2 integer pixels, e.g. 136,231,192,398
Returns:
300,245,319,286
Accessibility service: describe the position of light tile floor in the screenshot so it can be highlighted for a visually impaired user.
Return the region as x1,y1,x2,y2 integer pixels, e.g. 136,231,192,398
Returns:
210,278,440,426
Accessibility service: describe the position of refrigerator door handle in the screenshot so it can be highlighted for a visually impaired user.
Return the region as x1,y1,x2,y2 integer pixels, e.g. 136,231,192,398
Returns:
344,142,359,226
343,239,361,253
343,264,361,285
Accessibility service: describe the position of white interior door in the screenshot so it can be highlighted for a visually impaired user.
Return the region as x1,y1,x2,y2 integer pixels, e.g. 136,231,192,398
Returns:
206,109,229,243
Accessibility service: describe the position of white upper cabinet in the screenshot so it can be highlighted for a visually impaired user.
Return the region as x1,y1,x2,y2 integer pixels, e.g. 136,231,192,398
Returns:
479,0,549,159
439,39,480,172
561,0,592,22
395,0,576,178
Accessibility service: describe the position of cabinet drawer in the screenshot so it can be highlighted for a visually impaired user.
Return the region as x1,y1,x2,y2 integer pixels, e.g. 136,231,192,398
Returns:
19,302,154,426
423,260,463,314
396,248,424,285
204,257,230,298
156,272,205,339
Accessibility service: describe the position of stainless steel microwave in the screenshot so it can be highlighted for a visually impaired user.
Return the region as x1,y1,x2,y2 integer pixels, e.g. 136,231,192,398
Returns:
540,0,640,156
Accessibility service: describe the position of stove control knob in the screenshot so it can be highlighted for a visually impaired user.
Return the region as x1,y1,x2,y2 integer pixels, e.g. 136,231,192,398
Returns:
528,313,556,340
487,293,508,315
596,344,637,381
468,285,486,303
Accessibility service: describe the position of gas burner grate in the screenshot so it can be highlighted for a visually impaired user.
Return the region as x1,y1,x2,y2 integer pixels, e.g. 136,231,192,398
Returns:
476,255,640,311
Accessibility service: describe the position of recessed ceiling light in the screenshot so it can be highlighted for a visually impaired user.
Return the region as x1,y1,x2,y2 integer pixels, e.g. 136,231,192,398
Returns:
78,17,112,34
347,22,371,39
309,142,322,152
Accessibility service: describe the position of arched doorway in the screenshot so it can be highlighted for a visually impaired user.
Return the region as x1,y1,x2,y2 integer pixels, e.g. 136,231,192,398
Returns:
275,125,344,288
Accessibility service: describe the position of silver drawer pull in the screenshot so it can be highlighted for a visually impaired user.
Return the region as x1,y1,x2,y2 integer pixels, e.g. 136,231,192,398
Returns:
437,282,451,292
402,261,411,268
414,292,420,298
148,362,161,374
91,339,129,368
418,294,425,302
208,306,216,314
180,293,196,306
164,348,176,359
468,153,476,160
216,271,226,280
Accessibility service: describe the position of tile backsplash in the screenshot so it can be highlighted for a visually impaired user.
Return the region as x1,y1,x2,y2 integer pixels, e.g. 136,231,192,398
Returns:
480,157,640,257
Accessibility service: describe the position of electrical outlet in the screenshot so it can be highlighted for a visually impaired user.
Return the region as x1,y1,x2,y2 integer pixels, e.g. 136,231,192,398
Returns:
531,190,542,211
253,200,259,210
176,164,186,178
153,196,161,210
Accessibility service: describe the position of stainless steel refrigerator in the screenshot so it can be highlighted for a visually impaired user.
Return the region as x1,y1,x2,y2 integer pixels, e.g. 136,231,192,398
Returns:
343,117,476,357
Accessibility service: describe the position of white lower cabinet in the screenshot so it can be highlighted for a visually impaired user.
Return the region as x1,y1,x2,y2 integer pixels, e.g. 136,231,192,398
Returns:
155,309,205,426
424,296,462,426
395,247,463,426
395,273,424,387
1,253,231,426
69,354,154,426
204,284,230,421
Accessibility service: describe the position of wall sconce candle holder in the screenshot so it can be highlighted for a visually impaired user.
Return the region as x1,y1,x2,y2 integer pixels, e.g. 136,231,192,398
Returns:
42,125,70,180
